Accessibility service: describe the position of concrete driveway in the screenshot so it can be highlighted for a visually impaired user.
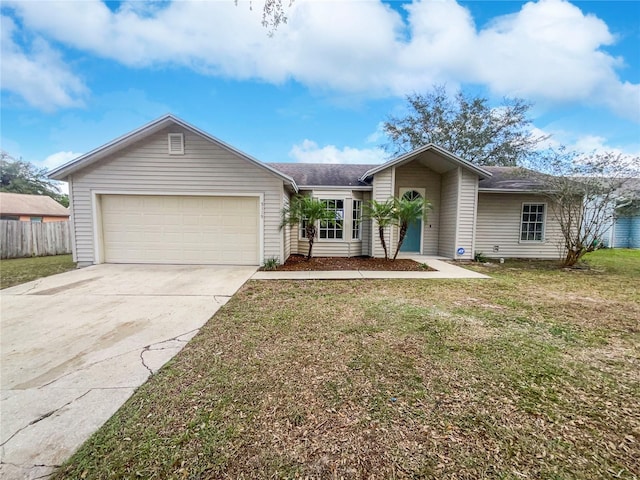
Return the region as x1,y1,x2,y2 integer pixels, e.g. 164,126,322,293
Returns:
0,264,256,480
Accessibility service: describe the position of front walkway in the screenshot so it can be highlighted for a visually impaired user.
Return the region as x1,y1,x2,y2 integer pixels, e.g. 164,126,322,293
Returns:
252,256,490,280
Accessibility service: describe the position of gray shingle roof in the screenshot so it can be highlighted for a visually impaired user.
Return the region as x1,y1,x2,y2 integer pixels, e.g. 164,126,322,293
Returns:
478,167,550,191
268,163,378,187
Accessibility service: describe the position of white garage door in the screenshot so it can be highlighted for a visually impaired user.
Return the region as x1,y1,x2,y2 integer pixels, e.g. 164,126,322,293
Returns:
100,195,260,265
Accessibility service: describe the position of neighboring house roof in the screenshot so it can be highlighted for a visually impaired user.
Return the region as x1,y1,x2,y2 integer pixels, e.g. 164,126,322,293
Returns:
614,177,640,198
0,192,69,217
47,114,298,192
360,144,492,181
268,163,378,187
478,166,551,192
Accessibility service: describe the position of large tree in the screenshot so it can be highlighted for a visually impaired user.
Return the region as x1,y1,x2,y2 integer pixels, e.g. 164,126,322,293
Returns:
383,85,546,166
531,149,639,267
0,153,68,206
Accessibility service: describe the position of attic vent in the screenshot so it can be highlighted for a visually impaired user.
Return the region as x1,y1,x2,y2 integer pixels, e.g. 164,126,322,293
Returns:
168,133,184,155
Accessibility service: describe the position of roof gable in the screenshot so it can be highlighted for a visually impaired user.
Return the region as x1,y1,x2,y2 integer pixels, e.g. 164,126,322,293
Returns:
360,144,491,181
47,114,298,191
0,192,69,217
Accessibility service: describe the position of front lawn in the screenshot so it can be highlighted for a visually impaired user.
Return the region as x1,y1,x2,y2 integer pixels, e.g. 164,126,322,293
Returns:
56,249,639,479
0,254,76,289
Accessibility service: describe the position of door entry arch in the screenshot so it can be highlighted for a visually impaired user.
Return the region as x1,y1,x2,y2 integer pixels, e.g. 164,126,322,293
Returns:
399,188,424,253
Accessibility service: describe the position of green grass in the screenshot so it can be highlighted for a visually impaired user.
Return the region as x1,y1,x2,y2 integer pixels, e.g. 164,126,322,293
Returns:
55,250,640,479
0,254,76,289
583,248,640,276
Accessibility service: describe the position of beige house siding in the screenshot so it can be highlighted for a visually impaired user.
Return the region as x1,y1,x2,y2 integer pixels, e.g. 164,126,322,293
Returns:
438,169,458,258
456,169,478,260
371,169,394,258
476,193,564,259
70,126,284,265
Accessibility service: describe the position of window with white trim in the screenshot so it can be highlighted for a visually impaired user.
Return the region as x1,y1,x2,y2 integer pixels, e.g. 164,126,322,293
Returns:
352,199,362,240
300,218,308,238
319,199,344,240
520,203,545,241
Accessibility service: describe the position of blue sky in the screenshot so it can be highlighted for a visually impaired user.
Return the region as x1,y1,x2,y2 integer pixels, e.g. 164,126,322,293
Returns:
1,0,639,183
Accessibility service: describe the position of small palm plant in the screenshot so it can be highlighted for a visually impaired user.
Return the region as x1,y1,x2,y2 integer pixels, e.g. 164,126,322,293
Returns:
280,195,337,259
391,196,432,260
363,199,395,261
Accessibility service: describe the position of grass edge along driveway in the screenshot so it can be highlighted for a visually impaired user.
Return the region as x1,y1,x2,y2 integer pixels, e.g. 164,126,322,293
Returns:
0,254,76,289
55,249,640,479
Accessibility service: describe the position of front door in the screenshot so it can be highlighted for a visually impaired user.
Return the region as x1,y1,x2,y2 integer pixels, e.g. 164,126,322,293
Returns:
399,189,423,253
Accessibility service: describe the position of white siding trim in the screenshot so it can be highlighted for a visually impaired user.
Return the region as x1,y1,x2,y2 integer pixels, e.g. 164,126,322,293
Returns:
68,175,78,262
91,190,264,265
454,167,462,258
471,176,479,257
390,166,396,251
296,185,372,191
279,191,284,264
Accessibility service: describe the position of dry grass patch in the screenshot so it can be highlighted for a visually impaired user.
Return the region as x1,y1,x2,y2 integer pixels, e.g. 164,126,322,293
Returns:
55,250,639,479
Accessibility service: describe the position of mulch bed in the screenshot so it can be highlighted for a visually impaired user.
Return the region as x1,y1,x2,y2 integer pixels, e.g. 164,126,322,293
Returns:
270,254,435,271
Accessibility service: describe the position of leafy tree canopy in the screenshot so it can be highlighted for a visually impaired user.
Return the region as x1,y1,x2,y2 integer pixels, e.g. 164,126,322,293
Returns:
0,153,69,207
383,84,547,166
531,148,639,266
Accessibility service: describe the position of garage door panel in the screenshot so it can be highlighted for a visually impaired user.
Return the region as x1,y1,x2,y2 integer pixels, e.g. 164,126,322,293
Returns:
101,195,260,265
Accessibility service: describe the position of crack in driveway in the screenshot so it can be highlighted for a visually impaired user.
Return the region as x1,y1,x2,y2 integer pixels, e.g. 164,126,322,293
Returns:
0,461,60,480
0,390,92,448
30,327,201,390
140,327,200,375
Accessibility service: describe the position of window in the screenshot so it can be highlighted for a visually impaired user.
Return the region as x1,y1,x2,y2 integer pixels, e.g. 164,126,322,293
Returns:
352,199,362,240
319,199,344,240
300,218,308,238
520,203,545,241
30,217,43,223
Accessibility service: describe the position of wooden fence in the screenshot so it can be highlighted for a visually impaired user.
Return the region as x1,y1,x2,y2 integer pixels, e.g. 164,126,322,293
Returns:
0,220,72,259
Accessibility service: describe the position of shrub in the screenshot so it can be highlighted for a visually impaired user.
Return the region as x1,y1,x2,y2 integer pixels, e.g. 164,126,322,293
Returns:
262,257,279,271
474,251,489,263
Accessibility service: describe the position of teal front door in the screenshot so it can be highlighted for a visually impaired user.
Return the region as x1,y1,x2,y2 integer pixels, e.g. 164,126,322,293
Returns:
400,219,422,252
399,189,423,253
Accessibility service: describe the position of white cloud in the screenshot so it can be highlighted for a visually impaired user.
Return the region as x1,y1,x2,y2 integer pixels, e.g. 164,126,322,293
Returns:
289,139,386,164
37,151,83,171
528,125,640,171
2,0,638,120
43,151,83,194
366,122,387,145
0,15,88,110
35,151,82,194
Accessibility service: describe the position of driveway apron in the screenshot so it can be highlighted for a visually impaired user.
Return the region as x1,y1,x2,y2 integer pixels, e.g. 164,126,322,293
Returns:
0,264,256,480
